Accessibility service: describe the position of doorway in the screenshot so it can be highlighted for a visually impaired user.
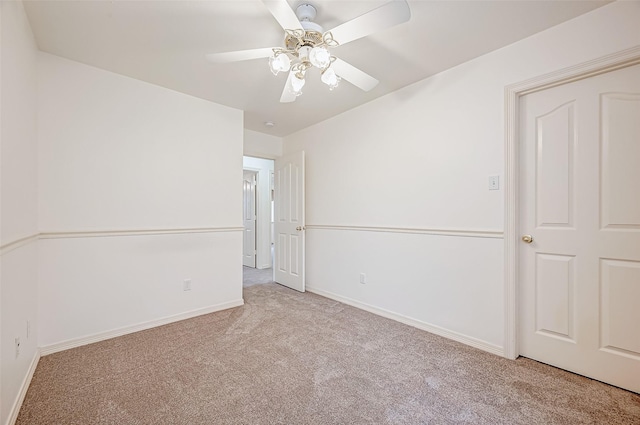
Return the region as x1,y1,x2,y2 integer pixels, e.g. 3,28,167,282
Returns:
242,156,275,284
242,170,257,268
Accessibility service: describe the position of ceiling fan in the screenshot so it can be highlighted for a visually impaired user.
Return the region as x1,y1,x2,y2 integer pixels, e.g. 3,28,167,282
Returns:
205,0,411,103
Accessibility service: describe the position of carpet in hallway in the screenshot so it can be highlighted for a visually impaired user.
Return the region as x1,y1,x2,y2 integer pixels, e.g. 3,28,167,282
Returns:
242,266,273,287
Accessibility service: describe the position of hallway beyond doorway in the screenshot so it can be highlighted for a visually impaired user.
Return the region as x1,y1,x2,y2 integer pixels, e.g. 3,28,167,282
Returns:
243,266,273,288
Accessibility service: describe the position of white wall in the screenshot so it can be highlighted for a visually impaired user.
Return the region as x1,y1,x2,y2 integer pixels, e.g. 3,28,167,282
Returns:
0,1,39,424
243,156,274,269
37,53,244,348
244,129,283,159
284,1,640,353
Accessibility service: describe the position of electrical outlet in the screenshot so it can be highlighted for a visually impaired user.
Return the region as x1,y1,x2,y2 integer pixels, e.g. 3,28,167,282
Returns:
15,337,21,359
183,279,192,291
360,273,367,284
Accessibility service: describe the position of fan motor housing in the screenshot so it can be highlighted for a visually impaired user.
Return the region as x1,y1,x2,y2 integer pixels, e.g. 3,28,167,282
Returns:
296,3,317,22
285,30,323,51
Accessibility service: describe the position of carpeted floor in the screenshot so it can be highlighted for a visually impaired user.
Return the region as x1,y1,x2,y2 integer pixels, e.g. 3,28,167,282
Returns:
242,266,273,287
17,278,640,424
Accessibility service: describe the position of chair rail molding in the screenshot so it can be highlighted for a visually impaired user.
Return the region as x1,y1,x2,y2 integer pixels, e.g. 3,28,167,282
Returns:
39,226,244,239
306,224,503,239
1,227,244,254
0,234,39,256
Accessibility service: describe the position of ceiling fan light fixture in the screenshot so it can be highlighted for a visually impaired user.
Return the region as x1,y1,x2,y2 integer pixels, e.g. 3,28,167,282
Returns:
289,74,306,96
269,52,291,75
321,67,340,90
309,46,331,69
207,0,408,102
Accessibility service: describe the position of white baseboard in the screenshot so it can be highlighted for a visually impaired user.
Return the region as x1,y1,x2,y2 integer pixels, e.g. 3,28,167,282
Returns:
306,286,504,357
40,299,244,356
7,349,41,425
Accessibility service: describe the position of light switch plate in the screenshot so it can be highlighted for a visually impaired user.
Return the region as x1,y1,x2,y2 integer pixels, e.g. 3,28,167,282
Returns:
489,175,500,190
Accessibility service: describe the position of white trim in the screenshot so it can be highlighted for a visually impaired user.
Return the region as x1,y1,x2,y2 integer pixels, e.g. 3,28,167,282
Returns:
0,234,38,256
306,224,503,239
307,286,504,357
504,45,640,360
1,228,244,254
243,151,281,161
39,226,244,240
6,349,40,425
39,299,244,356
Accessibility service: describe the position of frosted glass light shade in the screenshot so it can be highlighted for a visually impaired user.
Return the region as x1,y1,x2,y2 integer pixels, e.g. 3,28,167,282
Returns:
269,54,291,75
321,67,340,90
289,75,306,96
309,46,331,69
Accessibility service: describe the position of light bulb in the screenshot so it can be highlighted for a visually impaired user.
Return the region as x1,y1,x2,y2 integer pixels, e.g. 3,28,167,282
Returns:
309,46,331,69
269,53,290,76
321,67,340,90
289,74,306,96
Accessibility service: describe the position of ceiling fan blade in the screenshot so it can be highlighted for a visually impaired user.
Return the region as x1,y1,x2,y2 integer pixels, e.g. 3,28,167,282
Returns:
205,47,274,64
262,0,304,32
332,58,379,92
280,71,298,103
328,0,410,46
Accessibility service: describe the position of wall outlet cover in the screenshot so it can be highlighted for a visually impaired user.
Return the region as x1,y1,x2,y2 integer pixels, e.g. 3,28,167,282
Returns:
183,279,192,291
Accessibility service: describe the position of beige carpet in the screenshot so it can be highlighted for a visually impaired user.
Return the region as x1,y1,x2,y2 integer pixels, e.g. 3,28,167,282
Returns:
242,266,273,287
17,281,640,424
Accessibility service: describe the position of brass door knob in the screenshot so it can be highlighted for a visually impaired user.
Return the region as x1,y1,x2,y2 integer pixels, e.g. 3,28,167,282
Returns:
522,234,534,244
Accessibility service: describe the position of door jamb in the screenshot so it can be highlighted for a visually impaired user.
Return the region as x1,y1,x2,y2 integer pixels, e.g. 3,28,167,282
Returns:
503,45,640,360
243,168,259,268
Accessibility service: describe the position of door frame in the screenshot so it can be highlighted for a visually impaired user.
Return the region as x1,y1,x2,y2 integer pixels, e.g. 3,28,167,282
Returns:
503,45,640,360
242,169,258,268
243,162,273,269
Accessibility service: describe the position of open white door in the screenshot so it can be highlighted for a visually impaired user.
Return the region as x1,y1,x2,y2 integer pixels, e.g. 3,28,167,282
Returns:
242,171,257,268
274,151,305,292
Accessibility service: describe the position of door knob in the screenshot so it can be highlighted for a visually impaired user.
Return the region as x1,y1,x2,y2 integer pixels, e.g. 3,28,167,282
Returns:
296,226,303,231
522,234,534,244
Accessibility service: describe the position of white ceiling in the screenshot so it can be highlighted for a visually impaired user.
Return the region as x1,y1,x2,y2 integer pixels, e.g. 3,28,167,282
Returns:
24,0,610,137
